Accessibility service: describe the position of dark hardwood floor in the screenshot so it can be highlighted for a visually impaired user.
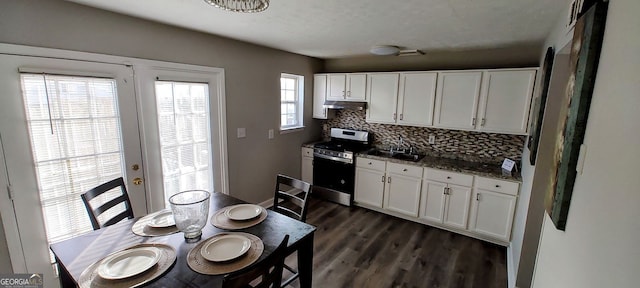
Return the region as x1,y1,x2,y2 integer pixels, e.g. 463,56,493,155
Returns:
284,197,507,288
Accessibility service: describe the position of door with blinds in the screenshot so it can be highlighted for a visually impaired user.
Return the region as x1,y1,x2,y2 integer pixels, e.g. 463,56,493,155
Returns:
0,54,145,287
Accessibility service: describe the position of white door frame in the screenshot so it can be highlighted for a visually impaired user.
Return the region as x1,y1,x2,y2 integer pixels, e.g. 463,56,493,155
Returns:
134,63,229,212
0,42,228,275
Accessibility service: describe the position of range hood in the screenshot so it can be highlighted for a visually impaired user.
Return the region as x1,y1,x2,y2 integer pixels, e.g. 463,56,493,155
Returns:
323,100,367,110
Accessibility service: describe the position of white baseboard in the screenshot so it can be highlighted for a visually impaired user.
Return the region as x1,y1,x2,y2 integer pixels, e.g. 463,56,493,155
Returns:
507,245,516,288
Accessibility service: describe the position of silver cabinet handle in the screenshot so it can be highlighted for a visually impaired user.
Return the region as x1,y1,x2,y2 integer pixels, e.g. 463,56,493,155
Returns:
382,175,385,182
388,177,391,183
399,114,403,120
481,118,486,126
476,193,481,201
342,91,345,97
472,118,476,125
393,113,396,120
347,91,351,97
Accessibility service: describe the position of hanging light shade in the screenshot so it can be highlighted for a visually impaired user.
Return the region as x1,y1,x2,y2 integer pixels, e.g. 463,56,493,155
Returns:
204,0,269,13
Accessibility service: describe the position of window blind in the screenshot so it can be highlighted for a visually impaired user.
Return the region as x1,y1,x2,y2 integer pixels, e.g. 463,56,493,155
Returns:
155,81,213,204
20,74,126,245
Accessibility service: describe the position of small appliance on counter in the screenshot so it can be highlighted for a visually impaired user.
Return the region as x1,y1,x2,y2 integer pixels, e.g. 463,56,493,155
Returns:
312,128,371,206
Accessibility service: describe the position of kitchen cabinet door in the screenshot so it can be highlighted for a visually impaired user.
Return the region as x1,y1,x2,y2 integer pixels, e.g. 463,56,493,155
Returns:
327,74,346,100
476,69,536,134
301,147,314,184
468,189,517,241
397,72,437,127
313,74,333,119
327,73,367,101
420,180,447,223
354,167,386,208
442,184,472,230
433,71,482,130
347,74,367,101
384,172,422,217
366,73,399,124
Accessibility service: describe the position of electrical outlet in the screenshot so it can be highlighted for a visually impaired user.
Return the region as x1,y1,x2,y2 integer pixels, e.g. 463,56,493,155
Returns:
268,129,274,139
237,128,246,138
428,135,435,144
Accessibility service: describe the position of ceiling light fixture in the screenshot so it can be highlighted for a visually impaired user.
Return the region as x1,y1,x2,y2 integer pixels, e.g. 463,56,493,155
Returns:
369,45,400,56
204,0,269,13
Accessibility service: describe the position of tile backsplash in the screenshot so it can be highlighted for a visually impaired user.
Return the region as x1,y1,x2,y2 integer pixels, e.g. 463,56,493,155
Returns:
321,110,526,165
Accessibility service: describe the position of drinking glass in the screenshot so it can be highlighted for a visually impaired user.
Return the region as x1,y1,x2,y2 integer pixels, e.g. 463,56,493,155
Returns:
169,190,210,242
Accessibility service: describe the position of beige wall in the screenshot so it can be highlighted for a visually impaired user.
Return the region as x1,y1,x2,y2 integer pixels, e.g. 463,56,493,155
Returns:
323,45,541,73
530,0,640,287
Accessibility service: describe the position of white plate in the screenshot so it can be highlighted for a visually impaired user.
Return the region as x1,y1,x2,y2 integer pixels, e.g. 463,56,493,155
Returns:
148,211,175,228
98,247,161,280
224,204,262,221
200,234,252,262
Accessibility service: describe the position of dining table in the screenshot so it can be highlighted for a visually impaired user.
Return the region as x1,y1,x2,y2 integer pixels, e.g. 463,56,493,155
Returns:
50,192,317,288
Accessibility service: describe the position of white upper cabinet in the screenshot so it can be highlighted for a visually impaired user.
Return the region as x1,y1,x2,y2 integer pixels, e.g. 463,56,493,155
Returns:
397,72,437,127
433,71,483,130
476,69,536,134
327,73,367,101
366,73,399,124
366,72,436,126
313,74,333,119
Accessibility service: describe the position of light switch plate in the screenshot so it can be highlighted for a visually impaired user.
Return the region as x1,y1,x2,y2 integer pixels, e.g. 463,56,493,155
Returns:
268,129,274,139
237,128,246,138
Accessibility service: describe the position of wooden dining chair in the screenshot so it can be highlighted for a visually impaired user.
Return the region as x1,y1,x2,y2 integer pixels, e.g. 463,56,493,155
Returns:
272,174,312,287
222,235,290,288
80,177,134,230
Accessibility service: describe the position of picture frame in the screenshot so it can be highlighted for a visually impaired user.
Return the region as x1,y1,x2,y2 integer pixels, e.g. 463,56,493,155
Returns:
545,0,608,230
528,47,555,165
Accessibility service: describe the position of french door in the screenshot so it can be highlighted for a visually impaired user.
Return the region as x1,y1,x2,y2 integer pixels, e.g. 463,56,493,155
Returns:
0,55,146,286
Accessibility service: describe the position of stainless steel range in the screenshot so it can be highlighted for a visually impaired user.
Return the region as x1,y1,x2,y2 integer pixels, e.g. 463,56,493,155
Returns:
313,128,370,206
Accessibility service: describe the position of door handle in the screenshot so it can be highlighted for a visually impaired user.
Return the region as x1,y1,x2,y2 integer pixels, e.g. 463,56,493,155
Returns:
133,178,143,185
131,164,140,171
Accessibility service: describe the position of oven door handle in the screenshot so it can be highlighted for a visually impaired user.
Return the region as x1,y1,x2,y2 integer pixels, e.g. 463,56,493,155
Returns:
313,153,353,164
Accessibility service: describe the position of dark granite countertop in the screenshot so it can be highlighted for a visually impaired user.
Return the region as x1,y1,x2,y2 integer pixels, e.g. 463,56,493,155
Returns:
355,153,522,182
302,142,521,182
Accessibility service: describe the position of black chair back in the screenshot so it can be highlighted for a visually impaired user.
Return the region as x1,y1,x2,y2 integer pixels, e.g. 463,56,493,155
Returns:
80,177,134,230
272,174,312,222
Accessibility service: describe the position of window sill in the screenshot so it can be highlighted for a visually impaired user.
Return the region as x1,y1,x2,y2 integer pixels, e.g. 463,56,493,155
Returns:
280,126,304,134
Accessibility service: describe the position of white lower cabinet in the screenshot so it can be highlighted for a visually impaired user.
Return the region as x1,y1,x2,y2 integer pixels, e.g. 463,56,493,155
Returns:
468,177,519,241
383,163,423,217
301,147,314,184
420,169,473,230
353,157,520,245
354,158,386,208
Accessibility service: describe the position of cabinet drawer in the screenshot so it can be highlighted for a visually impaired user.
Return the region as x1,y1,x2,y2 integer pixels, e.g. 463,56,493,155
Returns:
356,158,386,171
424,168,473,187
475,176,519,196
387,162,423,178
301,147,314,158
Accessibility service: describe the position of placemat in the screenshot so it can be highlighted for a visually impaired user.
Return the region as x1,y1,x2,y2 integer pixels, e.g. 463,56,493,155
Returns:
210,206,268,230
132,209,180,237
78,243,177,288
187,232,264,275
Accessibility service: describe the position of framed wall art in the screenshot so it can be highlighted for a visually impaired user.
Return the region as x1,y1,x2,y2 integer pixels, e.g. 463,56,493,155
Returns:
528,47,555,165
545,0,608,230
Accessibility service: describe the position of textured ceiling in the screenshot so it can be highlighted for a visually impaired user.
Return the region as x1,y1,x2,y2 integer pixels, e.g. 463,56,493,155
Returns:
67,0,565,59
